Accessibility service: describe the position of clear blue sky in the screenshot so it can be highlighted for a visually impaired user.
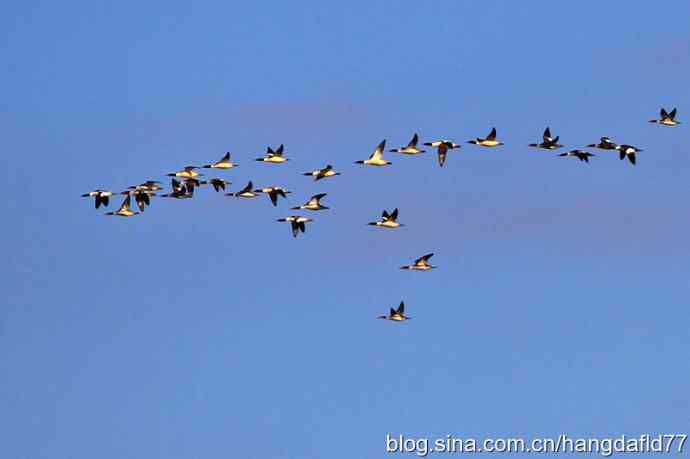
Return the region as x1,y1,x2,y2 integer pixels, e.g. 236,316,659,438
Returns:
2,1,690,457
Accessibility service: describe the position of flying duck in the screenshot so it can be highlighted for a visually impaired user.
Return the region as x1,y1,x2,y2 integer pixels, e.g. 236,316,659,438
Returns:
203,152,238,169
423,140,461,167
529,127,563,150
649,107,681,126
208,178,230,192
616,144,642,165
126,181,163,193
161,178,194,199
303,164,341,181
400,253,436,271
256,144,289,163
468,127,504,147
355,140,391,166
587,136,618,150
167,166,202,178
390,133,426,155
105,195,139,217
292,193,329,211
181,177,207,194
228,181,259,198
276,216,313,238
558,150,595,162
377,301,410,321
256,186,291,206
121,189,154,212
369,208,403,228
81,190,114,209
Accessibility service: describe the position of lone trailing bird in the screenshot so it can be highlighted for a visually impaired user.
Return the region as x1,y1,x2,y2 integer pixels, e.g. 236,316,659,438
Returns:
369,208,403,228
355,140,391,166
529,127,563,150
208,178,230,192
256,144,289,163
468,127,504,147
377,301,410,321
390,133,426,155
105,195,139,217
400,253,436,271
292,193,329,211
303,164,341,181
167,166,202,178
649,108,681,126
276,216,313,238
256,186,291,206
616,144,642,165
423,140,461,167
81,190,114,209
203,152,238,169
587,136,618,150
228,181,259,198
558,150,595,162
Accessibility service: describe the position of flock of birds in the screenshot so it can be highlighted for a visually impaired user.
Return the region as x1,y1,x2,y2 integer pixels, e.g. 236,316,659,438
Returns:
82,107,682,321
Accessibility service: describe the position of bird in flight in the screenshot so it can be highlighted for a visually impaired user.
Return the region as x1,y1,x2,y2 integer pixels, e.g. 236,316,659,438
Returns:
587,136,618,150
558,150,595,163
424,140,461,167
256,144,289,163
303,164,341,181
276,216,313,238
369,208,403,228
649,107,681,126
292,193,329,211
105,195,139,217
400,253,436,271
529,127,563,150
377,301,411,321
81,190,114,209
355,140,391,166
203,152,238,169
468,127,504,147
228,181,260,198
256,186,291,207
390,133,426,155
616,144,642,165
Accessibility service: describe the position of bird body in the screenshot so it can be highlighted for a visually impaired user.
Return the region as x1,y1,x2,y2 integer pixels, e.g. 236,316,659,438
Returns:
167,166,202,178
105,195,139,217
369,208,403,228
377,301,410,321
391,133,426,155
204,152,238,169
468,127,503,147
256,145,289,163
558,149,595,162
587,136,618,150
423,139,461,167
529,127,563,150
81,190,114,209
256,186,291,206
356,140,391,166
303,164,340,181
276,216,313,237
616,144,642,165
228,181,259,198
400,253,436,271
292,193,329,211
649,108,680,126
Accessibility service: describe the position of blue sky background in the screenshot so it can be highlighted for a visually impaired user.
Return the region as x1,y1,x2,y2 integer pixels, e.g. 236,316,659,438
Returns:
2,1,690,457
